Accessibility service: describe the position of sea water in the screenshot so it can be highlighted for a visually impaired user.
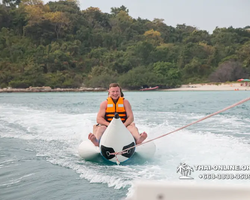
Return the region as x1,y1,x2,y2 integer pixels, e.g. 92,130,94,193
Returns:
0,91,250,200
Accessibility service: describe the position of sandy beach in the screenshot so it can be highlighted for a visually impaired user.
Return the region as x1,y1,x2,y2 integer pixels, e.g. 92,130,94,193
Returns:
167,83,250,91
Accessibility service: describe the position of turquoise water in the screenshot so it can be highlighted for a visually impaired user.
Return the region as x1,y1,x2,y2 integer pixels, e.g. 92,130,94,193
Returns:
0,91,250,200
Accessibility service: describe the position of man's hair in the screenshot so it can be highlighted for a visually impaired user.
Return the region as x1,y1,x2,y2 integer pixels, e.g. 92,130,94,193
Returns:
109,83,120,88
109,83,124,97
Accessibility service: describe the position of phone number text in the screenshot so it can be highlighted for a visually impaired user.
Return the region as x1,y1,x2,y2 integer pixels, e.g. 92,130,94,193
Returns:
199,173,250,180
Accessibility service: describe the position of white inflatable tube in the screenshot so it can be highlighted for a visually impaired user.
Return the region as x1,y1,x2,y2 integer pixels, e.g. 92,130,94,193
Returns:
78,140,99,161
78,114,156,164
99,113,136,163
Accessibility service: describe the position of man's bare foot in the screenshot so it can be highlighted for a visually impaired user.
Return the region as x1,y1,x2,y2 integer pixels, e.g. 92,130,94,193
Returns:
136,132,147,144
88,133,99,147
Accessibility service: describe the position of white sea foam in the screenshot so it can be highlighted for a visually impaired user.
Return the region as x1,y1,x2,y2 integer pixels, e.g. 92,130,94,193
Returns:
1,100,250,199
0,173,35,187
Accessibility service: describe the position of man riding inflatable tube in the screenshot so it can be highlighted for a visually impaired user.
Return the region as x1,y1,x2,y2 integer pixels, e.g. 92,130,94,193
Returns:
88,83,147,146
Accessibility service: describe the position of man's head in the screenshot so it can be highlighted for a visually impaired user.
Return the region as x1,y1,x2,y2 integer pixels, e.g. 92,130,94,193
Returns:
108,83,124,100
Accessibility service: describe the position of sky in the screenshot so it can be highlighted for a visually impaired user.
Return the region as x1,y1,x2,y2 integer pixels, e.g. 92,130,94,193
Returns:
2,0,249,33
78,0,249,33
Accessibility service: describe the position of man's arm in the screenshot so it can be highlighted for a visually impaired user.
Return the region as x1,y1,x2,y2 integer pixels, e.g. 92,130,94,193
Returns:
123,99,134,127
96,101,110,126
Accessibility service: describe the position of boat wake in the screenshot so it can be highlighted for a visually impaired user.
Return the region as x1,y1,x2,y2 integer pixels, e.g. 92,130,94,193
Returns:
1,104,250,199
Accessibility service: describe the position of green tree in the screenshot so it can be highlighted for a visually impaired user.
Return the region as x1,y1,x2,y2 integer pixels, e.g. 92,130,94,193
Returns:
119,66,158,89
110,5,129,15
209,60,247,82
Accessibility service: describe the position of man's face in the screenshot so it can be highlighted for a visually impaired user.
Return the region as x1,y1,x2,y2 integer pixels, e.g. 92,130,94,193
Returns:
109,86,121,100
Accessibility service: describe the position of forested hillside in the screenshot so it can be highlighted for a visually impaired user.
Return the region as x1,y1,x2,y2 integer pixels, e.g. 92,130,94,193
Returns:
0,0,250,89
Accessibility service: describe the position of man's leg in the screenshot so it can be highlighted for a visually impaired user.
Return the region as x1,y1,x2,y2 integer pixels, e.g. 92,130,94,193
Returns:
127,123,147,144
88,125,107,146
94,125,107,140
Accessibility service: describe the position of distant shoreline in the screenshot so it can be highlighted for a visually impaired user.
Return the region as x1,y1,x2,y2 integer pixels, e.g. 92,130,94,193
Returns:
0,87,107,93
163,83,250,91
0,83,249,93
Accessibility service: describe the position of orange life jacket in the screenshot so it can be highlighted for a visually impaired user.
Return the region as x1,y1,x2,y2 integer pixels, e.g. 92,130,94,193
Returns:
105,97,127,122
